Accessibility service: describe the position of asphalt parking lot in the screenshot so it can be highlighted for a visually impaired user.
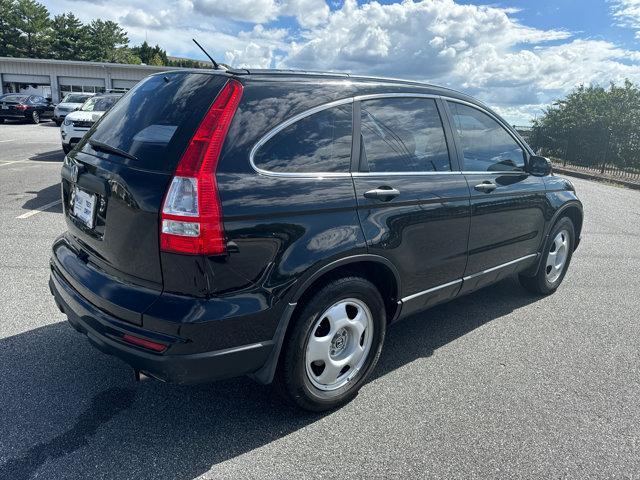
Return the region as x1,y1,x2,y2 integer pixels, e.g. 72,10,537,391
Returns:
1,121,639,479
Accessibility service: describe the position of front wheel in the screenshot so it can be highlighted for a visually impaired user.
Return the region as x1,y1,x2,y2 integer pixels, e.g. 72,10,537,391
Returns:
62,144,71,154
30,111,40,124
54,119,62,127
519,217,575,294
278,276,386,411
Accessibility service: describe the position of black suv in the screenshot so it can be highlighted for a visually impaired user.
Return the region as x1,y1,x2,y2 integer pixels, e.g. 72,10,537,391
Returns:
49,70,583,411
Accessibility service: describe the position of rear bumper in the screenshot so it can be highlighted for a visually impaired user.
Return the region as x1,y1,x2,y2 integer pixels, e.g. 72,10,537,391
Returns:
49,265,275,384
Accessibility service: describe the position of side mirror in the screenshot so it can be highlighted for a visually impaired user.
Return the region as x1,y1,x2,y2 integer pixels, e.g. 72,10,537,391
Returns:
528,155,552,176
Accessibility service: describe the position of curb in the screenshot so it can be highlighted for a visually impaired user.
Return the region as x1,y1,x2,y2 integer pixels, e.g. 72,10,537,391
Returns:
552,165,640,191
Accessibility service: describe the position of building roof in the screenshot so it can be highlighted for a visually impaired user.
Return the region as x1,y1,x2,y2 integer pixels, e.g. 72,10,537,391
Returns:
0,56,178,71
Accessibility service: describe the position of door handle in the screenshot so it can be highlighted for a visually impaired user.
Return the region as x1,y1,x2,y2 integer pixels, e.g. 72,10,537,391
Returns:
474,181,497,193
363,187,400,201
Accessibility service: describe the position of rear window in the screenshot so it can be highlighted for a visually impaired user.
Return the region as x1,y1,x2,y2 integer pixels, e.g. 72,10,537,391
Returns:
253,104,352,174
84,73,227,172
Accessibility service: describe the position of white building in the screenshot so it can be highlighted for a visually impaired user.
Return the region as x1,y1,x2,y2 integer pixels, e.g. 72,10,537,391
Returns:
0,57,177,102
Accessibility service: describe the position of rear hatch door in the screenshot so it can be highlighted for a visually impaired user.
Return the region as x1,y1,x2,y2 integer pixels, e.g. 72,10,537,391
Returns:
58,72,229,321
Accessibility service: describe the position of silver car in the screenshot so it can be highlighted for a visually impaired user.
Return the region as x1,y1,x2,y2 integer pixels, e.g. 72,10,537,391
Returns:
53,93,95,126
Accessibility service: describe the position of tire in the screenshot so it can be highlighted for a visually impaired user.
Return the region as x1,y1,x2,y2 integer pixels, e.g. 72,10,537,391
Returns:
278,276,386,412
519,216,575,295
30,111,40,124
54,120,62,127
0,118,4,124
62,144,71,154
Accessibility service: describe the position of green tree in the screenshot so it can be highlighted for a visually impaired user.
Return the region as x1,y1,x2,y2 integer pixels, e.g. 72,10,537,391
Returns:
14,0,52,57
0,1,21,56
111,47,141,65
532,81,640,171
149,52,164,66
131,41,169,65
50,13,88,60
86,19,128,62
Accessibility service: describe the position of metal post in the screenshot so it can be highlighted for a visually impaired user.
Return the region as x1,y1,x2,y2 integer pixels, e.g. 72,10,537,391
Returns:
601,128,612,174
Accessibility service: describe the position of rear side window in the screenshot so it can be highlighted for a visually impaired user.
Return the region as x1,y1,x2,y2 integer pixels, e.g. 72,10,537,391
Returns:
253,104,352,173
360,97,450,173
86,73,227,172
447,101,524,172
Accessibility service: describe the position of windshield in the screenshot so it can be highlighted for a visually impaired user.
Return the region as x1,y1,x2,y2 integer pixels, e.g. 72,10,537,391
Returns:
81,96,118,112
2,95,29,103
62,94,91,104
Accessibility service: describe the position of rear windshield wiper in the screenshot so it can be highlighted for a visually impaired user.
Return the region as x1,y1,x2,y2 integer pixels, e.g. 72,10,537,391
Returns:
88,139,138,162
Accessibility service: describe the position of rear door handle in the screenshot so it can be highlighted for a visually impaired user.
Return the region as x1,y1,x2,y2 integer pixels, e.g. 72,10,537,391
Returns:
474,181,497,193
364,187,400,201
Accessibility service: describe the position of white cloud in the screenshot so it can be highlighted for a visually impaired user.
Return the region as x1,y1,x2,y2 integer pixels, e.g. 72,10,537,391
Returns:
612,0,640,38
39,0,640,123
187,0,329,27
277,0,640,123
190,0,280,24
120,9,173,29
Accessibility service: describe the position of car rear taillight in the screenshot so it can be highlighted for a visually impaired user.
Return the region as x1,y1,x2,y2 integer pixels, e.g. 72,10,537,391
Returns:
15,104,28,111
160,79,243,255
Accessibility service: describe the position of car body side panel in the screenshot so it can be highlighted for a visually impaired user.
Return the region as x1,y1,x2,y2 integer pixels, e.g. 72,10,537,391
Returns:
352,173,470,315
462,173,547,275
214,173,367,300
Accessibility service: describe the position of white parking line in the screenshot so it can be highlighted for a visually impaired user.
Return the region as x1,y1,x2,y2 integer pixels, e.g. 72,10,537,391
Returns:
16,199,62,219
0,160,27,167
0,139,16,143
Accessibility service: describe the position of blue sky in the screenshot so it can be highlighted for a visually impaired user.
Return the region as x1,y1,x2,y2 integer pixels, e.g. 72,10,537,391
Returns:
41,0,640,123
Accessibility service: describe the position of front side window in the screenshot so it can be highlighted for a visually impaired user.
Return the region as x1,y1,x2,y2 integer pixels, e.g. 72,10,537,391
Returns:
360,97,450,173
253,104,352,173
448,102,524,172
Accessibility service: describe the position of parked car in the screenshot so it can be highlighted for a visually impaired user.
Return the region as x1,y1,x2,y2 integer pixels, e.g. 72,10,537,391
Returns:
0,94,53,124
49,70,583,411
60,93,122,153
53,93,95,126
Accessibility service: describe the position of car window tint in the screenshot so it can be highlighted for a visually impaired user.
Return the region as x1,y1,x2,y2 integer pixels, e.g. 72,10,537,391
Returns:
88,73,229,173
447,102,524,172
360,97,450,173
253,104,352,173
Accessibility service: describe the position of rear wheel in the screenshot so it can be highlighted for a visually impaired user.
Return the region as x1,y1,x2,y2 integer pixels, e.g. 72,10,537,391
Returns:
0,118,5,124
278,276,386,411
30,111,40,124
62,144,71,154
519,217,575,294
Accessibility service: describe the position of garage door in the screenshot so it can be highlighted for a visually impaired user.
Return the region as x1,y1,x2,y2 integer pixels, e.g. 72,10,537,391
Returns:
2,74,50,84
112,79,138,90
59,76,105,88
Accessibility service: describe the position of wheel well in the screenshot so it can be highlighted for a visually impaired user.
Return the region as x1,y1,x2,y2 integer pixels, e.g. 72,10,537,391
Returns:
292,261,400,325
560,205,583,248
